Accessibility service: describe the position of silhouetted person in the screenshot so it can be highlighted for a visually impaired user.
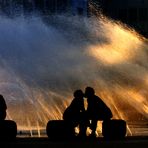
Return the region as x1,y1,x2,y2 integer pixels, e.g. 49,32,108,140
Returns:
0,95,7,121
84,87,112,137
63,89,87,137
0,95,17,139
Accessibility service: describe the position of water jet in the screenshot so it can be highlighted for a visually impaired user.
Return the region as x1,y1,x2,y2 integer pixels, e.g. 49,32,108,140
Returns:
0,13,147,137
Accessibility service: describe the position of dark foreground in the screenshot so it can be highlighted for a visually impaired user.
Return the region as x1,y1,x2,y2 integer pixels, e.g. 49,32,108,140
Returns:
0,136,148,148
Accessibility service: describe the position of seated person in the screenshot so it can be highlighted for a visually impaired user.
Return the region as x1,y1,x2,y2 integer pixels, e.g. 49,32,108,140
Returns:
84,87,113,137
63,89,87,137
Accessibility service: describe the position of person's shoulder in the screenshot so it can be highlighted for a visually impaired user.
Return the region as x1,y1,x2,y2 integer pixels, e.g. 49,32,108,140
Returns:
70,97,79,105
94,95,101,100
95,95,105,103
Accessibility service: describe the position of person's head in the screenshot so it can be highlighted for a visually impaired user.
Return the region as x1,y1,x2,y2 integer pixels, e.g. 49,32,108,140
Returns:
84,87,95,98
73,89,84,98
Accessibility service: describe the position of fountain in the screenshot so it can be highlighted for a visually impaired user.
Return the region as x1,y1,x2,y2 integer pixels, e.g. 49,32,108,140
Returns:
0,10,147,137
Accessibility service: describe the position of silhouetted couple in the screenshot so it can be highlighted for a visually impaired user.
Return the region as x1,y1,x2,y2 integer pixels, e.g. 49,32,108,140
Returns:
63,87,113,138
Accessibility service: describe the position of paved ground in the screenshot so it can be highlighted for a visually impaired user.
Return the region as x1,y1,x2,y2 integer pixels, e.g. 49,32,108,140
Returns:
0,136,147,148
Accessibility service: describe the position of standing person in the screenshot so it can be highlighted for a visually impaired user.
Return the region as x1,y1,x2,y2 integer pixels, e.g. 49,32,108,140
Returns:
84,87,112,137
0,94,7,121
63,89,87,137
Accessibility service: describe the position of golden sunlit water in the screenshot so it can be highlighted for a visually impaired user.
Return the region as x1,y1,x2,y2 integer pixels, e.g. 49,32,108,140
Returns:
0,13,147,137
